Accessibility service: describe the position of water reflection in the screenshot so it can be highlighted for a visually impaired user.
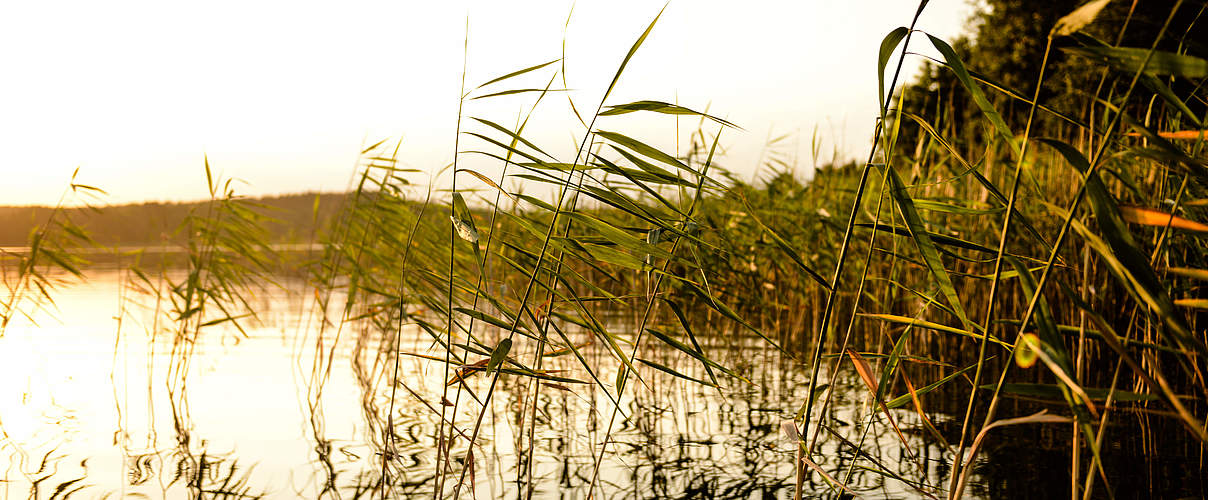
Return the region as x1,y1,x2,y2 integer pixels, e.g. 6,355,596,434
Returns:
1,272,1131,499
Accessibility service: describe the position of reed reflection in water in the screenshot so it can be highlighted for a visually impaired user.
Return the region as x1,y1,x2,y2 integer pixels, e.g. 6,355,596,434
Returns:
0,271,961,499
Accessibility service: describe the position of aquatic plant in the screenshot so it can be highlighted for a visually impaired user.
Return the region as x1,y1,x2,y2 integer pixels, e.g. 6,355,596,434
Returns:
5,0,1208,497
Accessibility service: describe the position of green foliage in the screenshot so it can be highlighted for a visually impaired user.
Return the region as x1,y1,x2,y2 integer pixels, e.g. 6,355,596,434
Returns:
0,176,100,334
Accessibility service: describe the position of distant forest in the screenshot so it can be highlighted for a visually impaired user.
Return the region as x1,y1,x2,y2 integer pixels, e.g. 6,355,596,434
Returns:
0,192,347,247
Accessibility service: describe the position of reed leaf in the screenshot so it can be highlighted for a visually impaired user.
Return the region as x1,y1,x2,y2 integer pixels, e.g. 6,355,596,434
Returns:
878,27,910,109
1064,46,1208,78
1052,0,1111,36
884,166,973,329
475,58,560,89
636,357,714,386
846,349,913,456
886,362,977,409
1119,206,1208,232
486,338,512,374
600,100,738,128
926,34,1018,155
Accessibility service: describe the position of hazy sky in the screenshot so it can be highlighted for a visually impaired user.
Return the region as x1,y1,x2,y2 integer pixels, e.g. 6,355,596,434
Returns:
0,0,975,206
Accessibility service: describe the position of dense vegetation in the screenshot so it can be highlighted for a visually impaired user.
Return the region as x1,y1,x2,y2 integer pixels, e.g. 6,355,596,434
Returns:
4,0,1208,498
0,192,345,247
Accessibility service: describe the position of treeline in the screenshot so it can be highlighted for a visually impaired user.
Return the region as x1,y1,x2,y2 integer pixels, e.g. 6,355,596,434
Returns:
0,192,348,247
900,0,1207,142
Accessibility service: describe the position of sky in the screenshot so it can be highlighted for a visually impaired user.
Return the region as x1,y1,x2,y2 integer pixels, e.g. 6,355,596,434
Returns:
0,0,976,206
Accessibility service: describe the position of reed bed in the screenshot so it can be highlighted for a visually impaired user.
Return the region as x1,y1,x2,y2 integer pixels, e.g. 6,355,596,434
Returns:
4,0,1208,498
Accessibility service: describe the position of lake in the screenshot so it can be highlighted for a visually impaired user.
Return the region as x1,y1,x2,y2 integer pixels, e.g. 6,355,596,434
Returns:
0,270,1108,499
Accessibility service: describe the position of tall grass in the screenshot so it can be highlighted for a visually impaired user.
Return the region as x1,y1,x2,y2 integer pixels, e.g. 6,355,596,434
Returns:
6,0,1208,497
0,169,103,337
780,1,1208,498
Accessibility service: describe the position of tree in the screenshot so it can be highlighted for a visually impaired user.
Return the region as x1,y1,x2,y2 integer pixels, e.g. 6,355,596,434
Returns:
896,0,1207,150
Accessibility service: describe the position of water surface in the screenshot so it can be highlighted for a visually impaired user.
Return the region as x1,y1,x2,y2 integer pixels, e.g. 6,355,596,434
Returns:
0,271,1037,499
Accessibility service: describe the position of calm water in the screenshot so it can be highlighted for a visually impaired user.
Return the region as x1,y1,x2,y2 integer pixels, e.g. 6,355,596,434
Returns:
0,271,1078,499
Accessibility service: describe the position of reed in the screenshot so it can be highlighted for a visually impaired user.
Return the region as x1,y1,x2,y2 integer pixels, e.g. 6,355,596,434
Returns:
6,0,1208,497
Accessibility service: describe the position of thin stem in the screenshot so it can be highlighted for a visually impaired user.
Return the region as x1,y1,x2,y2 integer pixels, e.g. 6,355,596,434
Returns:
947,33,1054,499
802,0,929,451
